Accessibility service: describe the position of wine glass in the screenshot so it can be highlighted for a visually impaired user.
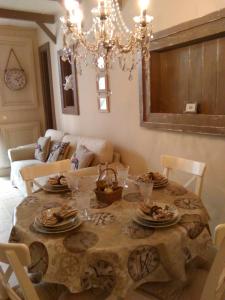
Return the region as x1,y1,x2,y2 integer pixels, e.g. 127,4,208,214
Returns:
138,181,154,206
77,192,92,221
65,173,80,200
117,166,130,188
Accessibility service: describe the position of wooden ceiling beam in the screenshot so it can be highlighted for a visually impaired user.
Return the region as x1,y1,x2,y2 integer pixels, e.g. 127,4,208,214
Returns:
36,22,57,44
0,8,55,24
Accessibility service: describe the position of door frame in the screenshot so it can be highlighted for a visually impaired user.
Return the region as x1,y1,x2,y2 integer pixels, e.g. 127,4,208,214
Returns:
39,42,56,129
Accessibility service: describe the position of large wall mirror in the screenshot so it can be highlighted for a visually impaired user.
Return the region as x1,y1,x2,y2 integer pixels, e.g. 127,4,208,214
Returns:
139,9,225,136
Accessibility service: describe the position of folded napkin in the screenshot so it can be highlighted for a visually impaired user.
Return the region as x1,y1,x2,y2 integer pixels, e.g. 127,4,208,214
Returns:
139,203,174,220
38,205,78,226
137,172,166,183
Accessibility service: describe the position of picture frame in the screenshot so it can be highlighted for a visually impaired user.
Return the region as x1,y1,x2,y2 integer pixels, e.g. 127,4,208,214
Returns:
57,49,80,115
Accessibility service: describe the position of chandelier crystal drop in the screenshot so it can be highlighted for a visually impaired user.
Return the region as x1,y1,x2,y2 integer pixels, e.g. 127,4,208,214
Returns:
60,0,154,80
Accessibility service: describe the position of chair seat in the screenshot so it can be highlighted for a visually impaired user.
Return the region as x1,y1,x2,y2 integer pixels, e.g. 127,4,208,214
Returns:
60,288,159,300
15,282,66,300
181,269,208,300
59,288,110,300
138,268,209,300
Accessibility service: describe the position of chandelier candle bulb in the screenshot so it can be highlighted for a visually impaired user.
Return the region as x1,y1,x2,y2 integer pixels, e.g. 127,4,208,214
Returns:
139,0,150,12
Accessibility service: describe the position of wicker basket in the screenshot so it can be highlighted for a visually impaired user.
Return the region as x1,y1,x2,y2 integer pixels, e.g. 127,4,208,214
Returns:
95,167,123,204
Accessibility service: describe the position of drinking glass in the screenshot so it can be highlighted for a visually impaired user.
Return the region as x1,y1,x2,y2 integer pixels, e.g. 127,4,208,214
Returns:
78,192,91,221
138,181,154,206
65,173,80,199
117,166,130,188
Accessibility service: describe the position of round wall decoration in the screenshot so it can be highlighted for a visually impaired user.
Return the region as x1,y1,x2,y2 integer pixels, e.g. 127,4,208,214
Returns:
4,48,27,91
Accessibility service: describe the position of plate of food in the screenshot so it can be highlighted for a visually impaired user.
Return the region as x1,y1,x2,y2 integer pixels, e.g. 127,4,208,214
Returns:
47,175,68,188
43,175,70,192
137,202,179,223
136,172,168,189
34,205,81,234
35,205,79,227
133,215,180,228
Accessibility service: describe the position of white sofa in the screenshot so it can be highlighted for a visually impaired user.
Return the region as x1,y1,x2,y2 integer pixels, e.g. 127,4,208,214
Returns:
8,129,122,195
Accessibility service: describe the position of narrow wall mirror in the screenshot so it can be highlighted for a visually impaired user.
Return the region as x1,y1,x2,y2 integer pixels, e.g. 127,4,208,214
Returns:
96,57,110,113
98,94,110,113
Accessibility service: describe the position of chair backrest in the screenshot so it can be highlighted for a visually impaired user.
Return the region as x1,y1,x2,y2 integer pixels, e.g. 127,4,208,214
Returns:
160,155,206,197
0,243,39,300
20,159,71,195
214,224,225,248
201,236,225,300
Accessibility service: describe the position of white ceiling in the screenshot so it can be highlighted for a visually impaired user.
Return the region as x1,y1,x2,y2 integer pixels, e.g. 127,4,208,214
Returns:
0,0,63,15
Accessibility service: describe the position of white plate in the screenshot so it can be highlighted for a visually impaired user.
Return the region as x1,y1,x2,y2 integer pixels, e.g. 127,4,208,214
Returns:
133,215,180,228
46,183,68,189
34,217,80,231
33,218,82,234
42,184,70,193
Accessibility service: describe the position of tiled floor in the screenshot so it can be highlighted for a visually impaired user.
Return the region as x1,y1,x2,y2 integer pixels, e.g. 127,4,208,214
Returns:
0,177,23,242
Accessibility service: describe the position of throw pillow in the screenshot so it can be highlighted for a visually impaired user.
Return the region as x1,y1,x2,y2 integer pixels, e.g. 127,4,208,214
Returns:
35,136,51,162
71,145,95,170
47,142,70,163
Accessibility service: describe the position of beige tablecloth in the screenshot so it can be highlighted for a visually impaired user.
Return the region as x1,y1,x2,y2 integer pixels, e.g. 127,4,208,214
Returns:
9,177,214,299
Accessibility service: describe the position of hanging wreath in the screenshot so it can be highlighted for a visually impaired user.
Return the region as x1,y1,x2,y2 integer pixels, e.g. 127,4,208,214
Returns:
4,48,27,91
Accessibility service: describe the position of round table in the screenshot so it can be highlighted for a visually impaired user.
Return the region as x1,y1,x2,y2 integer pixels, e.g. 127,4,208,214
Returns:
9,176,214,299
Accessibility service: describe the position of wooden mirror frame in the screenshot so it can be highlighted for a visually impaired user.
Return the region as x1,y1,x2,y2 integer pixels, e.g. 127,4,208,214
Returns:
139,9,225,136
58,50,80,115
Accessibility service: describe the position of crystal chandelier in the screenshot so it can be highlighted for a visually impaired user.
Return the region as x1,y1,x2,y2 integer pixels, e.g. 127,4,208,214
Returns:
60,0,153,80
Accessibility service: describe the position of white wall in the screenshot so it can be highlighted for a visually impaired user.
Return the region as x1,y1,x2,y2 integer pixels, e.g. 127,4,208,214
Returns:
37,0,225,230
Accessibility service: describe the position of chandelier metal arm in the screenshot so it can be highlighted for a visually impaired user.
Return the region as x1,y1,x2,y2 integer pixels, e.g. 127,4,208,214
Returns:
61,0,154,80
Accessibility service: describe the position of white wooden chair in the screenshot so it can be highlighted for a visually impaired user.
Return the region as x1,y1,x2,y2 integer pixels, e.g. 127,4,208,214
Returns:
0,243,65,300
20,159,71,196
214,224,225,248
160,154,206,197
0,243,112,300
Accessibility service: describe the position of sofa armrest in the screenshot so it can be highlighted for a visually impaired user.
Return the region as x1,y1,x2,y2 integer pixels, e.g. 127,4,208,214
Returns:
8,144,36,162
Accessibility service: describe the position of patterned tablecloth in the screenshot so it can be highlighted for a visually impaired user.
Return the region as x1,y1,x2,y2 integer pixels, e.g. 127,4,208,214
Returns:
9,177,215,299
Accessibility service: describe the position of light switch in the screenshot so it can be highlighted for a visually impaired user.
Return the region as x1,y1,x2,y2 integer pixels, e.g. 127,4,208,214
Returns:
185,103,198,113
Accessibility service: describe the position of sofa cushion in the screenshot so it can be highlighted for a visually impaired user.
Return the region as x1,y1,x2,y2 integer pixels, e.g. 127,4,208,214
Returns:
71,145,95,170
47,142,70,163
62,135,79,159
34,137,51,162
76,137,113,165
44,129,64,142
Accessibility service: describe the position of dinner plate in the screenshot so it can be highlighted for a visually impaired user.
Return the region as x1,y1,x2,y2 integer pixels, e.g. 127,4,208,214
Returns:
133,215,180,228
34,217,80,231
33,217,82,234
46,183,68,189
42,184,70,193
